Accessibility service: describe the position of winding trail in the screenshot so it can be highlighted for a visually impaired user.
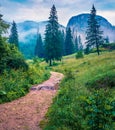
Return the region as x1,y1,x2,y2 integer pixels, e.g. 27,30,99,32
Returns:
0,72,64,130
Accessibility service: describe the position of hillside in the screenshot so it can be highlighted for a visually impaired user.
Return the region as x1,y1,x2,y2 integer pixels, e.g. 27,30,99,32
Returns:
42,51,115,129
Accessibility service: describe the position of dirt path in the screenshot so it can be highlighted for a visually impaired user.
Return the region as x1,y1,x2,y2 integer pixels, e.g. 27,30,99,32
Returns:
0,72,64,130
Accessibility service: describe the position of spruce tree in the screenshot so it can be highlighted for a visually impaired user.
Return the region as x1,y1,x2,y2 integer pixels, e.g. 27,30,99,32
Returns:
35,31,44,58
65,27,74,55
9,21,19,48
105,36,109,44
86,5,103,55
0,13,9,59
44,5,62,66
78,35,83,51
75,35,78,52
0,13,9,35
59,30,65,56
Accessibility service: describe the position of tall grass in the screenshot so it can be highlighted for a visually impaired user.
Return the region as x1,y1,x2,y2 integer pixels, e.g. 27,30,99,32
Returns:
0,60,50,104
43,51,115,130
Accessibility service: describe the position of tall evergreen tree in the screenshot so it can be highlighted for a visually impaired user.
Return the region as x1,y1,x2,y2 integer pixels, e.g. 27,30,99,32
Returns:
35,30,44,58
59,30,65,56
0,13,9,36
75,35,79,52
9,21,19,48
86,5,103,55
44,5,62,66
65,27,74,55
78,35,83,51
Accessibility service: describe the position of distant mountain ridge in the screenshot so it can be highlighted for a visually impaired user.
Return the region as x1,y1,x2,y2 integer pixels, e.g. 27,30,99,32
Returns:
17,21,65,58
67,13,115,44
16,13,115,58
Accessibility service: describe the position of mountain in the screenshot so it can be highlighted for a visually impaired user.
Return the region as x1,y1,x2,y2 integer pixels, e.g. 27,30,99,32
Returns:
17,14,115,58
17,21,65,58
67,13,115,45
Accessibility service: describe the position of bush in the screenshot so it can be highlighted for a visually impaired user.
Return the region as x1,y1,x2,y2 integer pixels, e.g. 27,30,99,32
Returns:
102,43,115,51
0,62,50,104
6,57,28,71
76,51,84,59
83,90,115,130
86,71,115,89
0,37,28,73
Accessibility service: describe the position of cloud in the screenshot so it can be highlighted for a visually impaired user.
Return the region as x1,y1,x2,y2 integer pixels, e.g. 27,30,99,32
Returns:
0,0,115,26
98,11,115,26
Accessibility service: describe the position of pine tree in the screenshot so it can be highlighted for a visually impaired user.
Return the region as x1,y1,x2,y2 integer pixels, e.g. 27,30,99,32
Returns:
44,5,62,66
0,13,9,59
86,5,103,55
0,13,9,35
59,30,65,56
65,27,74,55
75,35,79,52
78,35,83,51
9,21,19,48
35,30,44,58
105,36,109,44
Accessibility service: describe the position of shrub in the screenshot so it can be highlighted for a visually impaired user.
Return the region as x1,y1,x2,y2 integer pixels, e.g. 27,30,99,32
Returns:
102,43,115,51
0,37,28,74
6,57,28,71
83,90,115,130
86,71,115,89
76,51,84,59
0,64,50,104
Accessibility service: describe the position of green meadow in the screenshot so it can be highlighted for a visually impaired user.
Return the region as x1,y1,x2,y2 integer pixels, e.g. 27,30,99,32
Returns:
42,51,115,130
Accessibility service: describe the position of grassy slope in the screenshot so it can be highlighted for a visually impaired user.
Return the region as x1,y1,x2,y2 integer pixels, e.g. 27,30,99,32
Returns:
42,51,115,130
0,61,50,104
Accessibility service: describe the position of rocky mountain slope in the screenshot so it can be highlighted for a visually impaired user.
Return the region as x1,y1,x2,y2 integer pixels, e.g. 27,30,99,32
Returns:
67,13,115,44
16,14,115,58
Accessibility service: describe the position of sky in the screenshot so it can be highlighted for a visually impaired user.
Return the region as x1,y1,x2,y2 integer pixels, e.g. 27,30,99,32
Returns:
0,0,115,26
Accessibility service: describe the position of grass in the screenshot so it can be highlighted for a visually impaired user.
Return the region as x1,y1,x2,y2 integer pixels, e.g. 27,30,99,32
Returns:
0,60,50,104
42,51,115,130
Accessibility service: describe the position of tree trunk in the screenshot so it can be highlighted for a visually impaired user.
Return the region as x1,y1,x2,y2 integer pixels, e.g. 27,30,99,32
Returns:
96,41,100,55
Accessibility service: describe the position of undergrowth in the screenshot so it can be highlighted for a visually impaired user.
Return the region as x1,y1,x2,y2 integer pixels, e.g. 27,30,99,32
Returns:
42,51,115,130
0,60,50,104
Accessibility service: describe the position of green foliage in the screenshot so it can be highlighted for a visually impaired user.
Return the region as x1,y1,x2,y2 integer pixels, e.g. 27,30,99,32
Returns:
83,90,115,130
86,71,115,89
90,47,108,53
43,51,115,130
0,63,50,104
102,43,115,51
9,21,19,48
44,76,84,130
75,35,78,52
0,37,28,73
85,5,103,55
35,33,44,58
59,30,65,56
78,35,83,51
44,5,62,66
6,57,28,71
76,51,84,59
65,27,74,55
0,13,9,35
